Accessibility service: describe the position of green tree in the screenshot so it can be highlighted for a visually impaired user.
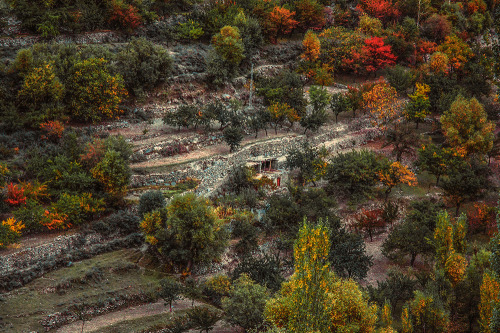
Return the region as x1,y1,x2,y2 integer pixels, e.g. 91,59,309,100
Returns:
330,92,352,123
212,26,245,65
159,278,182,312
326,150,384,200
163,104,200,130
286,142,328,185
301,86,329,134
90,150,131,199
385,65,414,94
67,58,127,123
328,216,373,279
440,159,490,215
222,274,269,331
417,143,461,186
440,95,494,156
140,193,229,271
223,125,244,152
257,70,306,115
138,190,166,218
231,255,284,292
116,37,172,96
382,200,440,266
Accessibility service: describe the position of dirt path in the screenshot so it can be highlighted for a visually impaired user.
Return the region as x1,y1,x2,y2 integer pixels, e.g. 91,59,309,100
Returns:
362,231,391,287
55,299,200,333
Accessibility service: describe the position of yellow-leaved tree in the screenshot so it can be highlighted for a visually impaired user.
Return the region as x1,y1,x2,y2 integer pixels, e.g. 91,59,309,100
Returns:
264,220,378,333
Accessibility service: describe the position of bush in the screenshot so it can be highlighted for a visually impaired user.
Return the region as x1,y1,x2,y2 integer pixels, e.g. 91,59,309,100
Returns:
222,274,269,331
385,65,414,94
13,199,46,233
138,190,166,218
0,218,25,249
116,38,172,97
177,20,204,40
93,210,140,236
232,255,284,292
90,150,131,199
67,58,127,123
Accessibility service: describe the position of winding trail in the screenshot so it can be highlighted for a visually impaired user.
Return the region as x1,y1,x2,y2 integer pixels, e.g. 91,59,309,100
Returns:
55,299,200,333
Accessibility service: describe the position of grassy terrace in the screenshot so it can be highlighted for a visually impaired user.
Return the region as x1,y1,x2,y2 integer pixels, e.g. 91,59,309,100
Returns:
0,249,164,333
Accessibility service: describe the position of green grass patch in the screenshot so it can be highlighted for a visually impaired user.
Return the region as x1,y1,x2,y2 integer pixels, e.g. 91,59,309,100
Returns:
1,249,165,333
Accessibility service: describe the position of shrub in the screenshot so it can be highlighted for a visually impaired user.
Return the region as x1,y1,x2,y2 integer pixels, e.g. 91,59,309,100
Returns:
13,199,46,233
93,210,140,236
385,65,414,93
0,218,25,249
202,274,231,307
90,150,131,199
232,255,284,292
67,58,127,123
109,0,143,31
116,38,172,96
49,193,104,228
177,20,204,40
5,182,27,206
17,62,64,126
138,190,166,218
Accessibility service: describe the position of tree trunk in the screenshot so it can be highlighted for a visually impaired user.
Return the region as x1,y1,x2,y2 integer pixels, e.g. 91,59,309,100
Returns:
81,321,85,333
416,121,419,129
436,174,440,186
410,253,417,267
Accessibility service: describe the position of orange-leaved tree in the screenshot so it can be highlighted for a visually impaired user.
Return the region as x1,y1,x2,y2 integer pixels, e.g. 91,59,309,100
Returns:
377,161,417,200
437,35,473,72
301,30,321,62
428,51,450,74
362,82,402,131
265,6,298,43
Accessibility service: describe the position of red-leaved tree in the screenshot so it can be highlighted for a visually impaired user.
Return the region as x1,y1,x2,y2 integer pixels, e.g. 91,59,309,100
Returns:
109,1,143,31
356,0,400,24
362,37,397,73
355,208,386,241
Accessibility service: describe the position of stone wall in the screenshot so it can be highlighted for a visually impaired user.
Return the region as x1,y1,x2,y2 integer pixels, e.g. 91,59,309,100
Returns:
130,121,380,196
